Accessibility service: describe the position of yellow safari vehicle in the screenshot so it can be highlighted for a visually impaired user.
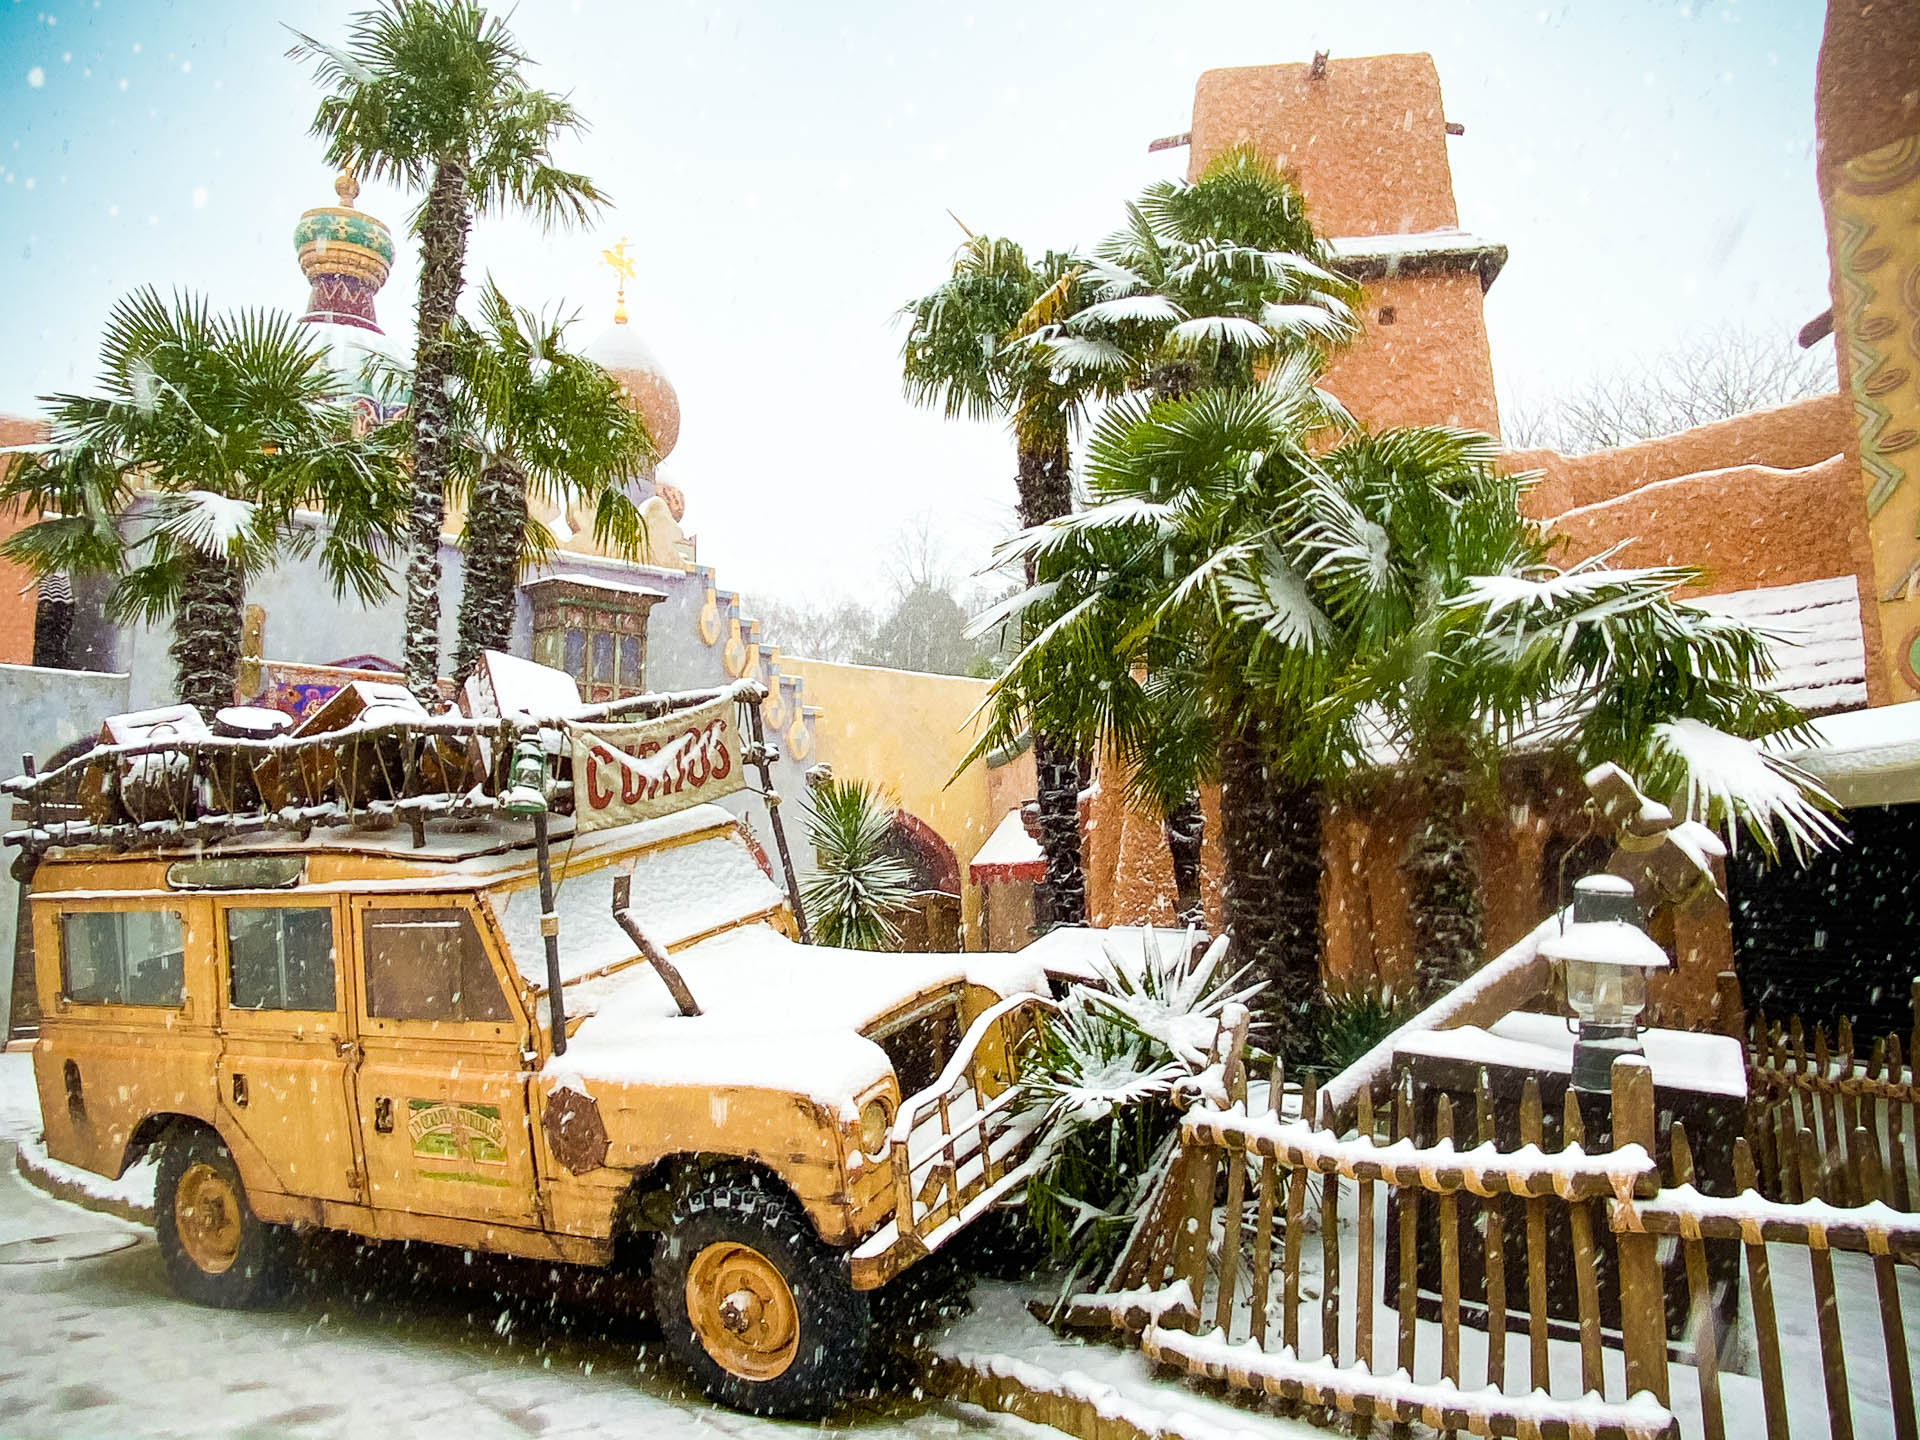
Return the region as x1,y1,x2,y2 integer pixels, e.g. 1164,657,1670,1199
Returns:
8,677,1054,1416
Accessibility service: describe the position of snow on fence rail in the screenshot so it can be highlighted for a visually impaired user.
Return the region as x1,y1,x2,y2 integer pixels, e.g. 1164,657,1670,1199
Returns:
1066,1032,1920,1440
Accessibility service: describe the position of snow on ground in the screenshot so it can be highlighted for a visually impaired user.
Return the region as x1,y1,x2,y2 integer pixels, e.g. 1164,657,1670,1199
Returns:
929,1281,1330,1440
0,1053,1050,1440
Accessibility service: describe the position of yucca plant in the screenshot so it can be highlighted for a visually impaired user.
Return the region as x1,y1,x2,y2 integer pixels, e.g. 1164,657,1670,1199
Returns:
801,779,914,951
1016,928,1263,1291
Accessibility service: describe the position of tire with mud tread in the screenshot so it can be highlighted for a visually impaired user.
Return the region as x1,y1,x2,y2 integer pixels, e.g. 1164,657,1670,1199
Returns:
651,1175,870,1416
155,1127,293,1308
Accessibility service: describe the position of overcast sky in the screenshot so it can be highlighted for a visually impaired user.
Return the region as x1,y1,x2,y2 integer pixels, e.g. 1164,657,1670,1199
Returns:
0,1,1831,611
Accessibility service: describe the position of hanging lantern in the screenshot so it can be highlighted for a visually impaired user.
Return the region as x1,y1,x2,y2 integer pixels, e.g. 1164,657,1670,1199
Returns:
499,733,551,817
1540,873,1671,1091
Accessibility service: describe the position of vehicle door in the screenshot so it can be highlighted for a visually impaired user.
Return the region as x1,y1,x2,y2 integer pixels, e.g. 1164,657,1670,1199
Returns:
347,894,539,1226
214,894,363,1205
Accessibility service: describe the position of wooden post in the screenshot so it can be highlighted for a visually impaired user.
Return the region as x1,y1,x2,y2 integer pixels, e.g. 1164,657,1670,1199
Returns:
1320,1091,1341,1365
1213,1061,1248,1339
1796,1128,1854,1440
1249,1056,1281,1349
744,701,812,944
1671,1123,1724,1440
1353,1086,1375,1373
1562,1089,1604,1397
1476,1070,1507,1391
1435,1095,1461,1386
1610,1056,1668,1406
1852,1132,1917,1440
1394,1073,1418,1376
1520,1077,1550,1391
1733,1139,1791,1440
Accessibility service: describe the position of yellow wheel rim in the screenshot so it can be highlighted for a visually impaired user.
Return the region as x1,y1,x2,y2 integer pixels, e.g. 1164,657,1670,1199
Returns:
175,1162,244,1275
685,1240,799,1382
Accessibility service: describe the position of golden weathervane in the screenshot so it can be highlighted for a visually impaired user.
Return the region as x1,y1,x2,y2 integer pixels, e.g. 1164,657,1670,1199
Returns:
599,236,636,324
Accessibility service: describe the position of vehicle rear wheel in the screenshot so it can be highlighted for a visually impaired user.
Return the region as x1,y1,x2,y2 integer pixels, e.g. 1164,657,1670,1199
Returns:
652,1176,869,1417
155,1128,293,1309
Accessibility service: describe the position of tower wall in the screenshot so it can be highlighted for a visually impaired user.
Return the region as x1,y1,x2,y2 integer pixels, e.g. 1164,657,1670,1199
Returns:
1187,54,1500,436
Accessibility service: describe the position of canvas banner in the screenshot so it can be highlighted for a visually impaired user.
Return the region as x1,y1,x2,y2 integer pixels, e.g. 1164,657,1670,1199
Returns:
566,696,746,831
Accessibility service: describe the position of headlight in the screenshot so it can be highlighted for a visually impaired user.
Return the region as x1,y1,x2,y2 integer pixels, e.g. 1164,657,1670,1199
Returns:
858,1096,892,1157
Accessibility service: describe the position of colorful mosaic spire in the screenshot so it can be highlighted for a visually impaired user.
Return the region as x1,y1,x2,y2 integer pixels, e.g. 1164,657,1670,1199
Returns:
292,170,395,333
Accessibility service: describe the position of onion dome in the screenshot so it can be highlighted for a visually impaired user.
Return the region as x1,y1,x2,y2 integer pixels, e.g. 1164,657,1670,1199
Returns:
292,171,395,333
585,314,681,461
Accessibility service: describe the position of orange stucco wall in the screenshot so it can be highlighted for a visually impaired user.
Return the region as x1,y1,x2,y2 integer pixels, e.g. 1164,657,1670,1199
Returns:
1188,56,1497,438
1189,55,1459,237
1506,392,1853,519
0,416,46,666
1325,269,1500,435
1545,453,1870,594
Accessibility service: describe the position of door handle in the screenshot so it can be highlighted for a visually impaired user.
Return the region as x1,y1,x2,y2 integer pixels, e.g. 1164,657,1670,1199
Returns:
373,1096,393,1133
231,1072,248,1108
335,1037,361,1063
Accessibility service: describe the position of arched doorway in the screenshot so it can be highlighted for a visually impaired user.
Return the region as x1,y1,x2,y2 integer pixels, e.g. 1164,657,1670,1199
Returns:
879,811,961,952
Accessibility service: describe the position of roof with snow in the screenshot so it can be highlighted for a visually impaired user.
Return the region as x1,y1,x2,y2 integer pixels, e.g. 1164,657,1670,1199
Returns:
969,808,1045,884
1326,229,1508,292
1689,576,1867,716
1765,698,1920,808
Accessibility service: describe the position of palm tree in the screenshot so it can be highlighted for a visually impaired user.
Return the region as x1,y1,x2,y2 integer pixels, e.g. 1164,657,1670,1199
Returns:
1271,426,1839,1001
0,288,410,716
291,0,607,703
409,280,655,684
1004,146,1361,938
993,361,1840,1036
901,235,1099,927
974,358,1351,1054
802,778,915,951
1035,145,1359,403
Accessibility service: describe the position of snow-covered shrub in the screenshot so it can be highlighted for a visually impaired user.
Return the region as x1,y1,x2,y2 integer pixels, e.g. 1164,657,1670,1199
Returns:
799,778,914,951
1014,927,1262,1288
1305,979,1410,1078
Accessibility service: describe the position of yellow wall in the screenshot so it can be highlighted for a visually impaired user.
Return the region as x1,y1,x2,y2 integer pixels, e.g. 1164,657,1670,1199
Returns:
781,658,1010,950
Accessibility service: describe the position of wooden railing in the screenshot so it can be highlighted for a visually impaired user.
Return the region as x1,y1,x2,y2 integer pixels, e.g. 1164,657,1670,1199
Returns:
849,993,1055,1289
1066,1034,1920,1440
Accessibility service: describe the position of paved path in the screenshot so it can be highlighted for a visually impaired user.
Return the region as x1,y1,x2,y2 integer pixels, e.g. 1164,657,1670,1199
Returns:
0,1137,1037,1440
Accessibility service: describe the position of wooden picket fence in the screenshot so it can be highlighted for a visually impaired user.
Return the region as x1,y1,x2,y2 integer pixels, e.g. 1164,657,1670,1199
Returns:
1744,979,1920,1215
1063,1003,1920,1440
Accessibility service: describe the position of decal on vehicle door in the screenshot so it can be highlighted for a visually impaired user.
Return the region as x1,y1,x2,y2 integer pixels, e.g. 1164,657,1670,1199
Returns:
407,1100,510,1185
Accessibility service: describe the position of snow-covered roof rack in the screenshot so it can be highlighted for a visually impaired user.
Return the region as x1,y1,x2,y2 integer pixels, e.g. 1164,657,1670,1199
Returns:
4,677,767,860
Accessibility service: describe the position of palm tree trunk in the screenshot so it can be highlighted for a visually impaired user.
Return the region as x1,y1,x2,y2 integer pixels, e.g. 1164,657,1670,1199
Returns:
1218,719,1322,1061
172,554,245,719
1162,797,1206,927
1018,431,1086,928
1404,737,1484,1006
452,458,527,684
402,157,473,705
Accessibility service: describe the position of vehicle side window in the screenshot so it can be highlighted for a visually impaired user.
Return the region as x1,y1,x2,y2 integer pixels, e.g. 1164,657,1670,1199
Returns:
362,907,511,1023
227,907,336,1011
60,909,186,1007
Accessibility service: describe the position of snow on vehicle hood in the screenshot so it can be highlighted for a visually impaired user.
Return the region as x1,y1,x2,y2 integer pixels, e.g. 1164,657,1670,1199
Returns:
543,925,1051,1114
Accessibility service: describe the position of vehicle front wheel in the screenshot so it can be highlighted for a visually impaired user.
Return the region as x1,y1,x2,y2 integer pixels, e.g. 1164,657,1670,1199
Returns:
155,1127,293,1309
651,1176,870,1417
